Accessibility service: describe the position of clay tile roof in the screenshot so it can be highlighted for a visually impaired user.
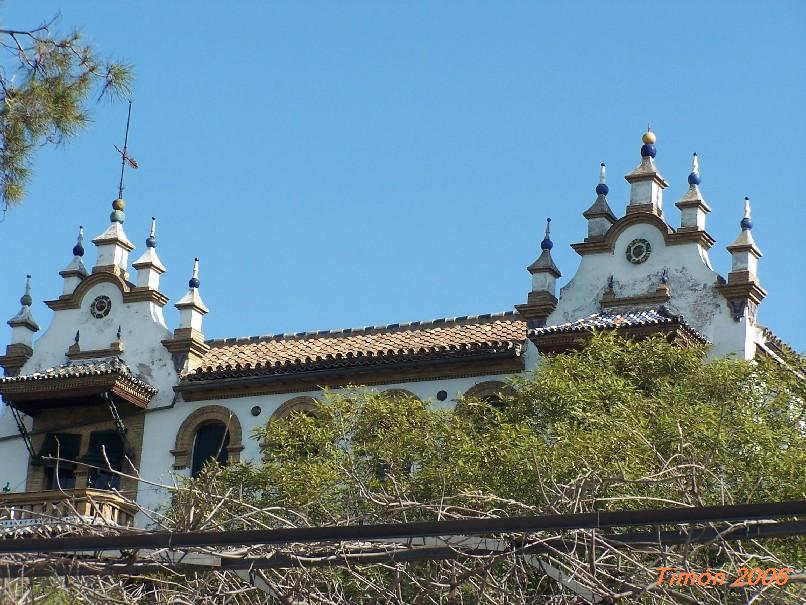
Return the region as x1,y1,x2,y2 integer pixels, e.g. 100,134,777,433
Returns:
188,312,527,381
530,307,709,343
0,357,157,395
758,326,796,358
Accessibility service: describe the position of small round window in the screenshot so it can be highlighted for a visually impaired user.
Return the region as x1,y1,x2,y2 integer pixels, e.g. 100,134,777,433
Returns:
90,295,112,318
626,238,652,265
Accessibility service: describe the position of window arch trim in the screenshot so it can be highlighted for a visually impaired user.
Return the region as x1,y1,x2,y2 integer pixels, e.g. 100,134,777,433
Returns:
271,396,320,421
461,380,516,402
172,405,244,470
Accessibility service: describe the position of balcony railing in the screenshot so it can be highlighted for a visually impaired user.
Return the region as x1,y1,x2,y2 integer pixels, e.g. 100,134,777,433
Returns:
0,488,137,529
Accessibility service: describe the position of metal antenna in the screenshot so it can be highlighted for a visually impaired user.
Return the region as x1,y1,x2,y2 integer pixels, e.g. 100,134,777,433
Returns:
115,101,138,199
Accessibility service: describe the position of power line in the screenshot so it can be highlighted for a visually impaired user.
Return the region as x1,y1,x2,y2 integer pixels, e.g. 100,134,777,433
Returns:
0,499,803,555
2,520,805,578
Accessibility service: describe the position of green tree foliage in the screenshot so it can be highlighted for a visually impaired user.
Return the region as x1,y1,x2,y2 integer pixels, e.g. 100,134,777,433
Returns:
0,15,132,210
171,333,805,603
193,334,806,522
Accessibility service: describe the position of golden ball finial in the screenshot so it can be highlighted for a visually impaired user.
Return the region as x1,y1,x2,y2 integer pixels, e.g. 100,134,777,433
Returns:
642,130,656,145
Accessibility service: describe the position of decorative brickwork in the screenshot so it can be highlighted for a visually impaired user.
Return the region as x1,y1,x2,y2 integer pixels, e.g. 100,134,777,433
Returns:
271,396,320,421
462,380,516,402
172,405,244,470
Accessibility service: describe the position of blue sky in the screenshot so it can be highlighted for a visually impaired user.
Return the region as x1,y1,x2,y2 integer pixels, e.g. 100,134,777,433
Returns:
1,2,804,351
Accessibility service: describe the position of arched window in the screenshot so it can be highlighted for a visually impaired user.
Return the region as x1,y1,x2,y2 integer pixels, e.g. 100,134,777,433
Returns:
382,388,421,402
271,396,320,422
191,422,230,477
461,380,516,408
172,406,244,472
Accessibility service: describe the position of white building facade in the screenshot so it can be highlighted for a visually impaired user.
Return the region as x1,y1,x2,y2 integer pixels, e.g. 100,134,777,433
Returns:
0,130,791,527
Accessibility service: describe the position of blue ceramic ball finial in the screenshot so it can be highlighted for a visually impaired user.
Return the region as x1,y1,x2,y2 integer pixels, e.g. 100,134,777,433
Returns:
595,163,609,196
188,257,201,289
540,218,554,251
72,226,85,257
740,197,753,230
688,153,701,186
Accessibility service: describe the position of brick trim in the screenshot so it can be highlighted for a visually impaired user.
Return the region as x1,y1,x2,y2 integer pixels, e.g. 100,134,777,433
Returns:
270,396,320,421
171,405,244,470
462,380,516,401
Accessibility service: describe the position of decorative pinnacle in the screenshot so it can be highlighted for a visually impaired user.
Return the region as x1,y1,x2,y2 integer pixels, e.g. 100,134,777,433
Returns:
540,218,553,251
595,163,609,196
74,330,80,344
188,257,200,289
111,197,126,224
146,217,157,248
20,275,32,307
640,126,657,158
688,153,701,186
72,226,85,257
660,268,669,285
740,197,753,230
116,325,122,340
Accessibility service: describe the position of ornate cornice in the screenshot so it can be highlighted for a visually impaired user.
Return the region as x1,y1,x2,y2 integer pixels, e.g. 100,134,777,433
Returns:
0,344,33,377
625,203,662,217
127,287,169,306
667,228,716,249
515,291,558,328
163,328,211,375
716,278,767,309
601,285,671,309
0,373,155,410
572,212,714,256
45,271,167,310
66,341,124,360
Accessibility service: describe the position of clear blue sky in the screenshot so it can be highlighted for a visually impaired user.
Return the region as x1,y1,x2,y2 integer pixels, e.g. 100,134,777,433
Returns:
1,2,804,351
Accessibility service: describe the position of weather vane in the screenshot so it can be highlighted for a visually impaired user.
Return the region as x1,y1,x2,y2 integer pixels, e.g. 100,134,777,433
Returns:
114,100,139,199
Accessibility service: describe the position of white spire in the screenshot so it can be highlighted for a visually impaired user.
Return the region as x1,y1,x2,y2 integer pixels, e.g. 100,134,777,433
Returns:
730,196,757,248
190,258,199,286
60,225,89,295
584,162,616,238
727,196,762,275
175,257,209,332
675,152,711,231
7,275,39,346
132,216,166,290
527,218,561,292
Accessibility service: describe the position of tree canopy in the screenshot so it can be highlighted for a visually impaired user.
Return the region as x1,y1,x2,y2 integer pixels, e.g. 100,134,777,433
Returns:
163,333,805,603
0,15,132,211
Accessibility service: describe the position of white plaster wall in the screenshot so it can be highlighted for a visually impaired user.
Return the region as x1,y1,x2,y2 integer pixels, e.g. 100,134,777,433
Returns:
0,277,178,495
550,221,752,359
134,372,525,526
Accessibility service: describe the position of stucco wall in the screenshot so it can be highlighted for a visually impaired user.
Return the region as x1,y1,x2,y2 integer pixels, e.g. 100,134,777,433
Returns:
552,220,755,359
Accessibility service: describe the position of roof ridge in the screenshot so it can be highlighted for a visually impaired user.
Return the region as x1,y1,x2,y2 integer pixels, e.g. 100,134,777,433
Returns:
204,311,521,346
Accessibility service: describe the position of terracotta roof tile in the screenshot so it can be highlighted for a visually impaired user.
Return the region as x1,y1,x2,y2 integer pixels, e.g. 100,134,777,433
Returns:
530,307,708,343
0,357,157,395
189,312,528,381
